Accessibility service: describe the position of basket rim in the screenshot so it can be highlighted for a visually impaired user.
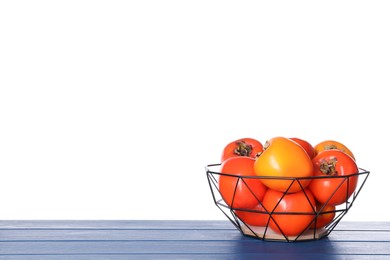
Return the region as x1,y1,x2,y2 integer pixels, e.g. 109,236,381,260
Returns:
205,163,369,180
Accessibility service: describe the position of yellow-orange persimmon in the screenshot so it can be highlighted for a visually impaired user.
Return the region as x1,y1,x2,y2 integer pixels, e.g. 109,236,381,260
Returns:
254,137,313,193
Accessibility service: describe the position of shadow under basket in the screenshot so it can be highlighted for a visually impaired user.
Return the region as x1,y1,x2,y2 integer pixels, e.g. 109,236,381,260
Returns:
206,163,370,242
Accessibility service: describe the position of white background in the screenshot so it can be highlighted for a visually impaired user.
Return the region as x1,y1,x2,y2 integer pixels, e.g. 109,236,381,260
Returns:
0,1,389,221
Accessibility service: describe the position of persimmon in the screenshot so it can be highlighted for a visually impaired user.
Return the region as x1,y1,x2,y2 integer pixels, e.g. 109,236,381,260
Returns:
314,140,355,160
308,150,359,206
254,137,313,193
219,157,267,209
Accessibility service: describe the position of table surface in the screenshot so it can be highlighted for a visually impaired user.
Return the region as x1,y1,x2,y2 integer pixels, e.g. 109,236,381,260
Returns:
0,220,389,259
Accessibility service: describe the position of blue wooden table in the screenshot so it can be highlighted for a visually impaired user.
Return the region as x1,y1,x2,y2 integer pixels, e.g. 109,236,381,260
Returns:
0,220,389,259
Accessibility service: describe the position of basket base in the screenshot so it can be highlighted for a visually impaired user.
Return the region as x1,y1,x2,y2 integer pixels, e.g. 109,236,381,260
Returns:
241,224,329,241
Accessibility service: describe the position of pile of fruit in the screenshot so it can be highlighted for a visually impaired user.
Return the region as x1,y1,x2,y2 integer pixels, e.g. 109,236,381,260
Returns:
217,136,359,236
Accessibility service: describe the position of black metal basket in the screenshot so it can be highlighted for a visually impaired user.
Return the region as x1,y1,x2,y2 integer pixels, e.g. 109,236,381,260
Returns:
206,163,370,242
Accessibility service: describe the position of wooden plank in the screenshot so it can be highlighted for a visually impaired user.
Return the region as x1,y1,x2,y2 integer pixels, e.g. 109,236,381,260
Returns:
0,229,242,241
1,220,388,231
0,241,390,255
1,221,390,242
335,221,390,231
329,230,390,241
0,254,389,260
1,229,389,242
0,220,234,230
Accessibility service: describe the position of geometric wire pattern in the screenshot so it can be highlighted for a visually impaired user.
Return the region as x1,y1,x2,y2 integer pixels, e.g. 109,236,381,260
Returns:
206,163,370,242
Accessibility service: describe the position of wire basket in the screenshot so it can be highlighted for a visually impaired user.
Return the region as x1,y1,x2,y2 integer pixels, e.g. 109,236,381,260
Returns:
206,163,370,242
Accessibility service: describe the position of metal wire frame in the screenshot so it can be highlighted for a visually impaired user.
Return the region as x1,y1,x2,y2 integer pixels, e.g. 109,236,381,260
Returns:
206,163,370,242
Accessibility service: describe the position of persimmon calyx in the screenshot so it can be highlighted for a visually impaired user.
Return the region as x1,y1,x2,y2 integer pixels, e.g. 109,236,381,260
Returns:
319,158,338,175
233,141,253,157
